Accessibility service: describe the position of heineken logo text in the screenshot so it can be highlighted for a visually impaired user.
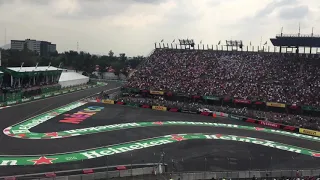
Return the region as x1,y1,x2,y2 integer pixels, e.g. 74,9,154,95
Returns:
82,139,173,159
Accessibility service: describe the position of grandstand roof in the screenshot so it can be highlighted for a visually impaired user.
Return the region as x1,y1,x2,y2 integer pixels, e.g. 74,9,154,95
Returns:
270,34,320,47
7,66,62,72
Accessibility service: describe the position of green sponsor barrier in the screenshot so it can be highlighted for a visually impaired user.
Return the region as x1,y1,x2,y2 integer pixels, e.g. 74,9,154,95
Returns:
0,133,319,166
0,83,104,107
228,114,242,121
126,102,139,107
203,96,220,101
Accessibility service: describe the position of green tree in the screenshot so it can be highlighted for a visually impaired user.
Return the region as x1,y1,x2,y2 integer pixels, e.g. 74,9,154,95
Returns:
0,48,145,77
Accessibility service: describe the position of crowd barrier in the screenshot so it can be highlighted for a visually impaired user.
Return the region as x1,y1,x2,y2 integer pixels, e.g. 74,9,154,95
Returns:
99,99,320,137
167,169,320,180
4,167,319,180
0,164,164,180
0,83,105,108
121,88,320,113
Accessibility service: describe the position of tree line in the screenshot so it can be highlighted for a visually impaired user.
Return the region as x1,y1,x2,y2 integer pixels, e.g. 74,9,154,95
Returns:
0,48,145,77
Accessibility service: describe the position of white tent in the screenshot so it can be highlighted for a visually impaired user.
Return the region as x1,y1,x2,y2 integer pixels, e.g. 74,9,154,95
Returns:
58,71,89,88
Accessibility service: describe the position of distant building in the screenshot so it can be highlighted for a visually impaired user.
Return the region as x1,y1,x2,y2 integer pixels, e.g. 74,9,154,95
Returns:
10,39,57,56
10,40,25,51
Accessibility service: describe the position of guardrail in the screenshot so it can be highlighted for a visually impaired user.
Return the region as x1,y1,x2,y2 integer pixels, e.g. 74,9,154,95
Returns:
4,168,319,180
0,164,166,180
90,78,127,83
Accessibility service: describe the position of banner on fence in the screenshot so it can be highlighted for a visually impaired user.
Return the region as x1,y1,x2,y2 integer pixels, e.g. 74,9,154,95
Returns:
266,102,286,108
169,108,179,112
229,115,241,121
181,109,197,114
234,99,251,104
302,106,313,111
299,128,320,137
152,106,167,111
258,120,281,129
101,99,115,104
149,91,164,95
203,96,220,101
127,103,139,107
141,104,150,108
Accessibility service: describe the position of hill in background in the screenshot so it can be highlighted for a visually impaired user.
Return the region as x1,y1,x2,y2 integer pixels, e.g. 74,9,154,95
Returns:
0,44,10,49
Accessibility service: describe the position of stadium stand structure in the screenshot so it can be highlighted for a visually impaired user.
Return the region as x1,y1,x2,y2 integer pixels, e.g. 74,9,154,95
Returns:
0,66,90,103
0,66,62,102
122,32,320,132
270,29,320,54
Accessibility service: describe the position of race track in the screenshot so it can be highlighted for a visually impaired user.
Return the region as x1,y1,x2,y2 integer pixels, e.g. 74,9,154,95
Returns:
0,85,319,176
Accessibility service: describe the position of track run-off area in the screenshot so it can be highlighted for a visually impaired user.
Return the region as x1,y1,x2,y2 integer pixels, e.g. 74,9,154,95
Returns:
0,101,320,166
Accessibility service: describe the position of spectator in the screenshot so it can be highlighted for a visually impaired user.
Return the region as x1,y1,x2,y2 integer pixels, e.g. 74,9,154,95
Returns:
121,49,320,130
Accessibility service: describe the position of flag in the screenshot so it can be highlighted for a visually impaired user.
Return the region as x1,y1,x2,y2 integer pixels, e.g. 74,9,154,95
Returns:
218,40,221,45
250,41,252,46
200,40,202,44
161,39,164,42
172,39,175,43
264,41,267,45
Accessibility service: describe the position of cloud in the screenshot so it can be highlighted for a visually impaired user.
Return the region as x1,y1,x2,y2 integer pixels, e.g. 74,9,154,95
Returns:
55,0,166,19
278,5,309,20
0,0,319,56
255,0,298,18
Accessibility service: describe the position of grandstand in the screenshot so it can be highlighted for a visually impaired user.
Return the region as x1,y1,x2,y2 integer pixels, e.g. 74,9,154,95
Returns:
123,42,320,131
0,66,62,101
0,66,90,103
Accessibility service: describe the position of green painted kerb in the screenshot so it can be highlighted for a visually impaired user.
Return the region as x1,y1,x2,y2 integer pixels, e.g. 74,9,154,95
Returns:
2,101,320,166
0,134,319,166
3,101,320,143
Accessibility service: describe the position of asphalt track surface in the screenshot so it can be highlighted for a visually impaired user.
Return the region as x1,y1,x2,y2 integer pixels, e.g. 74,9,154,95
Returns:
0,85,320,176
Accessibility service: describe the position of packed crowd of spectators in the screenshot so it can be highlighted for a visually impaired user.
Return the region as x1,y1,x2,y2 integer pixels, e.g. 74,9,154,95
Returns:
126,49,320,106
116,96,320,130
121,49,320,130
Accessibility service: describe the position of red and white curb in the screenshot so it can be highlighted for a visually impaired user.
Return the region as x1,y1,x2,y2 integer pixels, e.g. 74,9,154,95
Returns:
3,127,12,136
0,106,11,110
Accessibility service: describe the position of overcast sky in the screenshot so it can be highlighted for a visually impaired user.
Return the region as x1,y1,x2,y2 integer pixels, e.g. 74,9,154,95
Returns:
0,0,319,56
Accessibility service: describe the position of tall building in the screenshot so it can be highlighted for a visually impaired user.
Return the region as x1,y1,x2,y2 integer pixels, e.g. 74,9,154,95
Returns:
10,39,57,56
10,40,25,51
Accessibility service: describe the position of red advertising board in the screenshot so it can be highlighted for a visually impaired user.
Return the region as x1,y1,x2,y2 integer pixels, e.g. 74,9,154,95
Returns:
200,112,211,116
258,120,280,129
169,108,179,112
141,105,150,108
234,99,251,104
